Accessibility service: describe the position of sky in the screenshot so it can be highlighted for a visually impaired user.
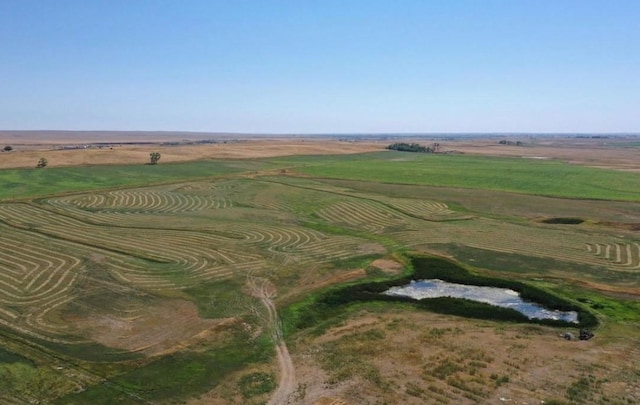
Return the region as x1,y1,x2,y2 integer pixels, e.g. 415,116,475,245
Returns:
1,0,639,133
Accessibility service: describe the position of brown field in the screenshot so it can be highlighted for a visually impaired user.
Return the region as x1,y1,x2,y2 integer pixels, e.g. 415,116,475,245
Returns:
2,131,639,171
0,133,383,169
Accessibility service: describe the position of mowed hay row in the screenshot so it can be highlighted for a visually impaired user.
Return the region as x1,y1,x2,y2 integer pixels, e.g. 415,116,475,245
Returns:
249,178,348,214
448,220,640,271
0,226,85,341
216,223,326,251
373,196,472,221
391,218,626,271
317,199,409,233
0,203,267,285
215,222,381,264
244,184,300,212
171,179,240,195
0,203,85,230
585,242,640,270
45,226,265,282
45,188,233,214
0,226,82,306
293,235,384,263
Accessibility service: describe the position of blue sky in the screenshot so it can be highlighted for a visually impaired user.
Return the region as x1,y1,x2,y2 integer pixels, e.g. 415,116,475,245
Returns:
1,1,638,133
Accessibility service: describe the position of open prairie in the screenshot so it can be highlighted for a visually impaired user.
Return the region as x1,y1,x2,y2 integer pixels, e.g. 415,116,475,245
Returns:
0,134,639,405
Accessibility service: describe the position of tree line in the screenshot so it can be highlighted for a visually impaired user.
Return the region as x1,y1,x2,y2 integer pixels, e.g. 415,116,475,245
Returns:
386,142,441,153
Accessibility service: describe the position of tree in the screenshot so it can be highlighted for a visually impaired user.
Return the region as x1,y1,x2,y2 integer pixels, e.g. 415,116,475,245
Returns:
36,158,48,168
149,152,161,165
3,146,12,152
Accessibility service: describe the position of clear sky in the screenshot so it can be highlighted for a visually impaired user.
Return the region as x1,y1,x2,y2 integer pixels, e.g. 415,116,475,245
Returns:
1,0,638,133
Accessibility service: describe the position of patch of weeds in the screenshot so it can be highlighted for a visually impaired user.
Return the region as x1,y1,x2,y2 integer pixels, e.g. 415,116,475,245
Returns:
316,330,387,389
0,362,78,403
365,266,387,278
56,324,273,404
293,382,307,401
446,376,488,399
405,382,425,398
432,359,463,379
385,318,403,330
566,374,600,403
238,372,276,398
489,374,510,387
185,278,252,319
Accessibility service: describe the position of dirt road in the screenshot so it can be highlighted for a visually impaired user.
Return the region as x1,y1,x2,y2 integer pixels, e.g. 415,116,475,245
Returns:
247,277,296,405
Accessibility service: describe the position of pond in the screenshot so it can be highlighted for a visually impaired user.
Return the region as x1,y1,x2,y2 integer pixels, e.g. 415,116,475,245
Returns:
384,279,578,323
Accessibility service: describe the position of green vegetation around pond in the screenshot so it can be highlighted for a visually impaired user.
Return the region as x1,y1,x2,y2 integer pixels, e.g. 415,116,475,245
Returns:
282,255,598,335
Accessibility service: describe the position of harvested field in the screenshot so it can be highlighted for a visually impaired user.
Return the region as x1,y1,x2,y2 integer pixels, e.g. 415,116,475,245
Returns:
0,137,639,404
0,136,383,169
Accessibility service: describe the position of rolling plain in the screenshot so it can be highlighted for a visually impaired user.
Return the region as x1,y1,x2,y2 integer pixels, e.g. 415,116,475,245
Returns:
0,133,639,404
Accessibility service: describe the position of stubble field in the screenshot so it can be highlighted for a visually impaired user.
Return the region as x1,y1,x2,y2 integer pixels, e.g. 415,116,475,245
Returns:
0,134,639,404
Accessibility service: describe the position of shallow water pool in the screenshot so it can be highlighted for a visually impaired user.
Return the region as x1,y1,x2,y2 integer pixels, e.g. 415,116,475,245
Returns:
384,279,578,323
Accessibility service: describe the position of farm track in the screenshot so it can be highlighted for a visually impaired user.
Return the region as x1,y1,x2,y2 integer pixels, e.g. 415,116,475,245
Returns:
247,276,295,405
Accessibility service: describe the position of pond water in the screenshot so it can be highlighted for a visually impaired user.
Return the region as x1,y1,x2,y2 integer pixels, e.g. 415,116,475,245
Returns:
384,279,578,323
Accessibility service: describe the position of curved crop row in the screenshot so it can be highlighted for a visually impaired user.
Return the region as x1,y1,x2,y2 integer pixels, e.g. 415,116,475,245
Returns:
379,197,472,221
0,225,85,341
317,200,408,233
586,243,640,269
217,224,325,251
46,189,232,214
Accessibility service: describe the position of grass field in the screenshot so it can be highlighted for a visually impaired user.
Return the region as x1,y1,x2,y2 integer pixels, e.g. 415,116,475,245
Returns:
0,159,271,200
0,148,639,404
275,151,640,201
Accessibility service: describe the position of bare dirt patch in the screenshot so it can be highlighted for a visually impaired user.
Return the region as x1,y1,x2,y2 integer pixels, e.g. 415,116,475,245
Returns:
68,299,230,357
369,259,404,275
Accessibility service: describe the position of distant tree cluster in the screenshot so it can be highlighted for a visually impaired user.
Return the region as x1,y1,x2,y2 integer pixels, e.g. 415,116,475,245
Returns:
386,142,440,153
498,140,523,146
36,157,48,168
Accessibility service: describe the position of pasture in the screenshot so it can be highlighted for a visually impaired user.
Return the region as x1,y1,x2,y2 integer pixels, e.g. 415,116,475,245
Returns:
0,147,639,404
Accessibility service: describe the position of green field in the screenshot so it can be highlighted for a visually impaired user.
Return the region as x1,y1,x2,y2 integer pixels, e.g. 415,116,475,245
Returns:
275,151,640,201
0,159,271,200
1,151,639,404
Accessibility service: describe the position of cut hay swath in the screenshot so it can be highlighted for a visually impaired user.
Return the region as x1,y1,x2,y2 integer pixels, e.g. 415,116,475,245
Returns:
0,224,84,342
316,199,408,233
586,243,640,270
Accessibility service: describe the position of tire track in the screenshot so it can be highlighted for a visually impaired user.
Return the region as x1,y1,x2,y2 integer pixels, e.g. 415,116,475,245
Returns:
247,276,295,405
